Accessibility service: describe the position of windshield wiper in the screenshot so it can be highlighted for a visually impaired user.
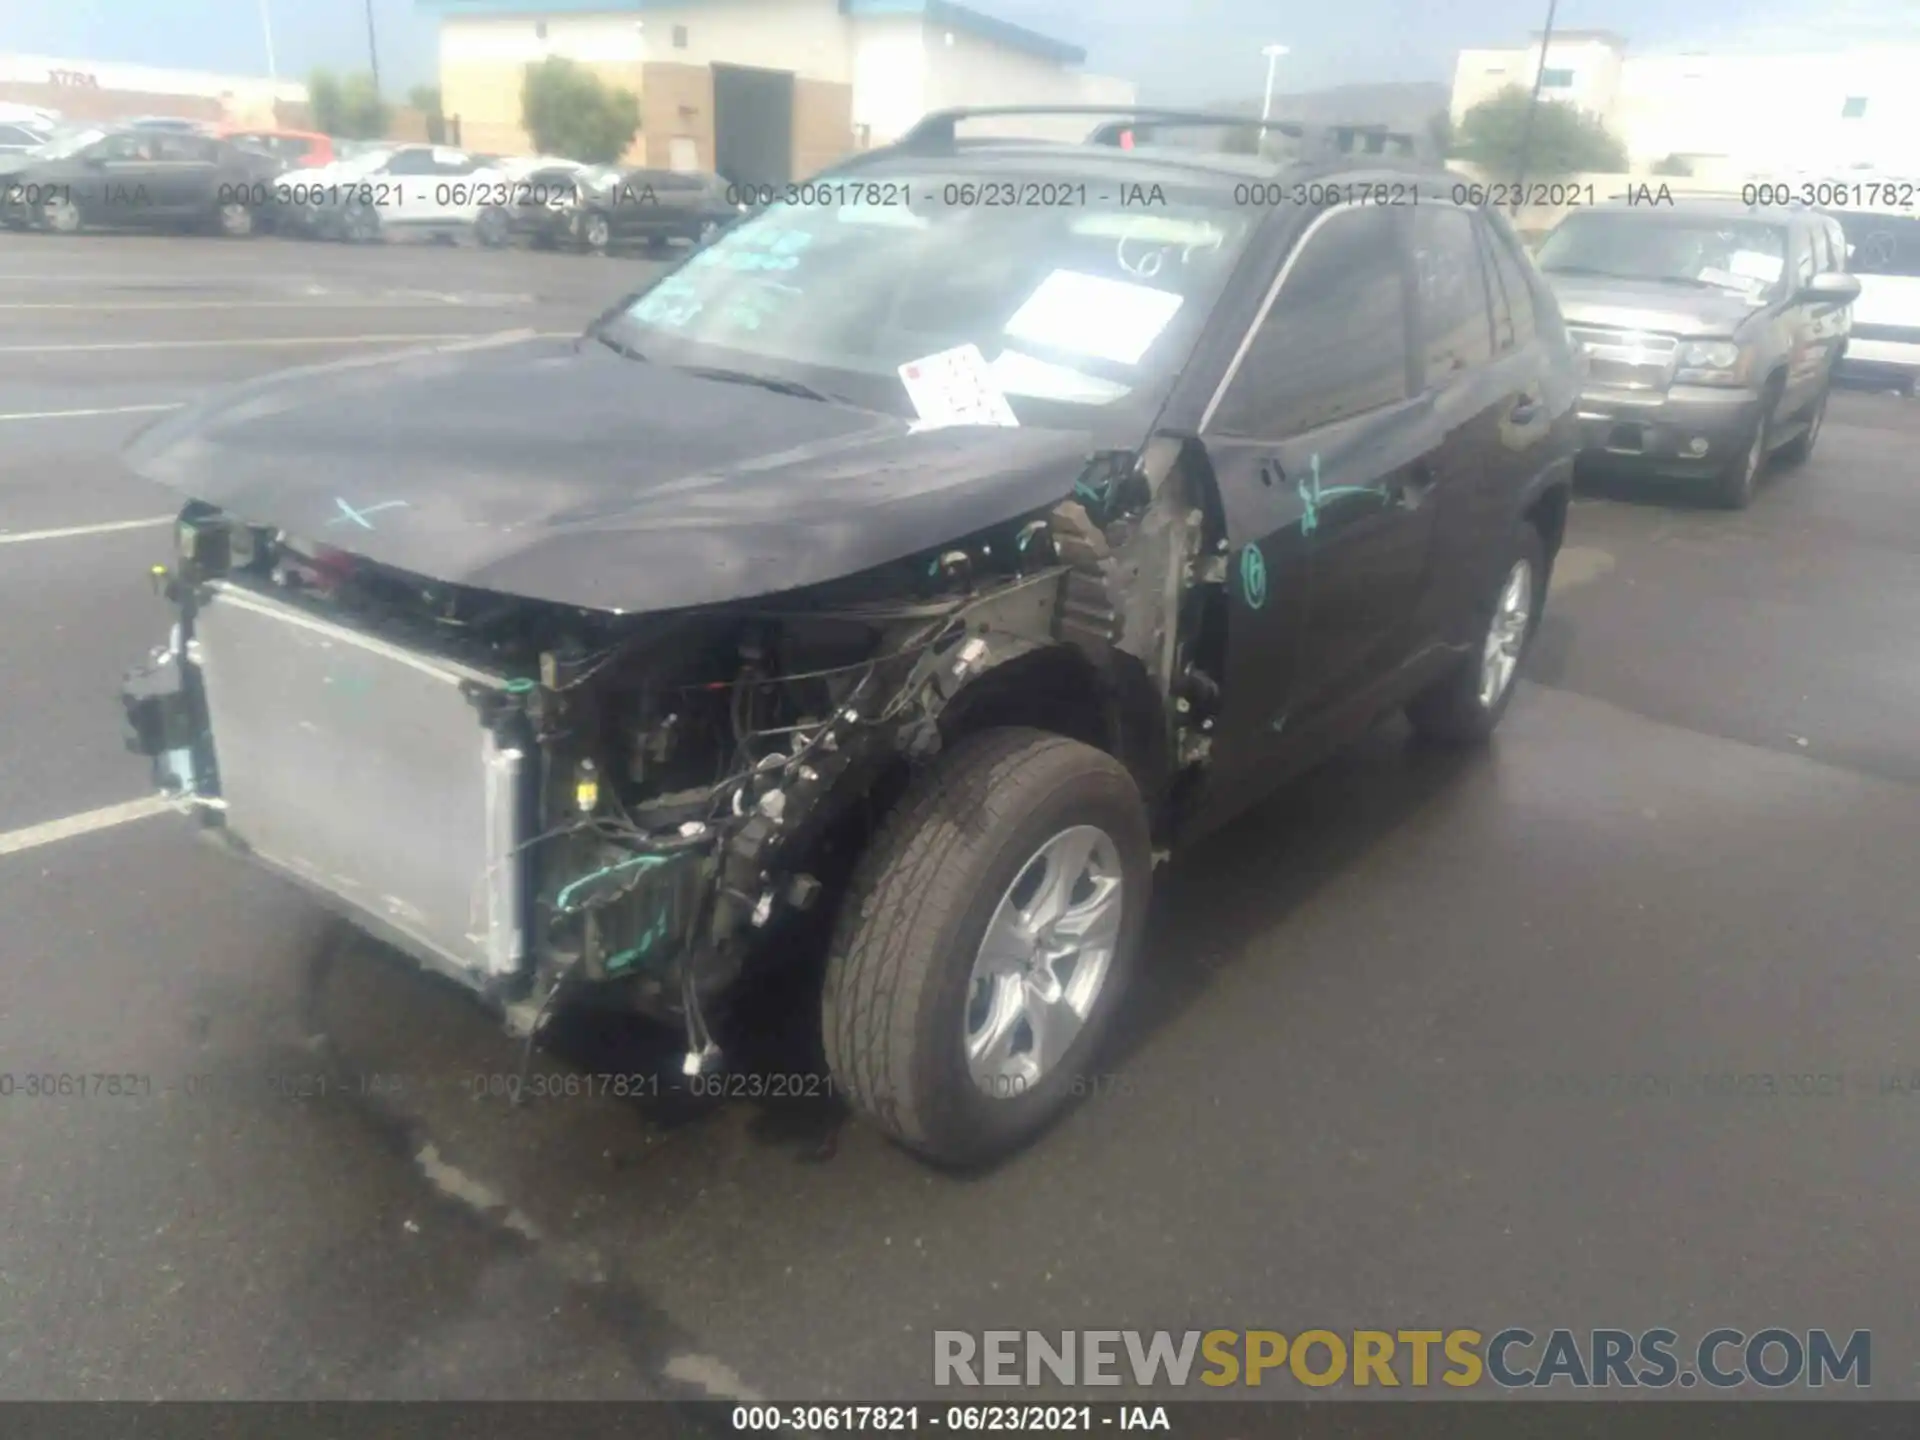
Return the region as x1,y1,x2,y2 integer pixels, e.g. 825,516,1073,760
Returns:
679,365,840,404
593,331,648,363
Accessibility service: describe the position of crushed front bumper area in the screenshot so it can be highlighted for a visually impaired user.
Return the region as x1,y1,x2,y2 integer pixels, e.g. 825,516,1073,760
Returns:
121,580,537,991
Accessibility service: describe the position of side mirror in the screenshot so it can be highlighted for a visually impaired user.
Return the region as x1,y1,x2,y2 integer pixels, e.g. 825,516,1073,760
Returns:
1802,271,1861,304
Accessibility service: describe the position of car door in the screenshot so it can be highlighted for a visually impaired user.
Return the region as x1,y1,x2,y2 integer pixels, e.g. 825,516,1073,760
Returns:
1195,201,1442,801
1409,202,1508,651
88,131,165,223
1776,223,1825,412
609,167,666,240
153,132,221,218
1470,211,1563,583
1800,217,1851,392
426,146,482,222
376,145,437,224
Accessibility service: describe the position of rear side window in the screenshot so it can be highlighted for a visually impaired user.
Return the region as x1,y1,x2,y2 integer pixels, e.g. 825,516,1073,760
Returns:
1479,223,1537,352
1211,205,1411,439
1831,211,1920,278
1412,206,1495,384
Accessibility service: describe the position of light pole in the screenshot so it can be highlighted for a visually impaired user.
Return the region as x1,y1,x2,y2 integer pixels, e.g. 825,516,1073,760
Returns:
1260,43,1289,122
1512,0,1561,205
365,0,383,97
258,0,278,80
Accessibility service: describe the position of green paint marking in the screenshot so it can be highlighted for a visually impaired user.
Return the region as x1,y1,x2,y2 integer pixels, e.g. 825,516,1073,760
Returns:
1239,542,1268,610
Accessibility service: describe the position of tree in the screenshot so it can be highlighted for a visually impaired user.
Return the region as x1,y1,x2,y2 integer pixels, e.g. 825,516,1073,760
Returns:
1651,153,1694,177
309,68,390,140
521,57,640,164
1454,84,1627,178
409,84,447,145
1425,109,1454,158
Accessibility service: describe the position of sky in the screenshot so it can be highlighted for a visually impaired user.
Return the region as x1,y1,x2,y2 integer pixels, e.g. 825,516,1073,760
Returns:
1,0,1913,103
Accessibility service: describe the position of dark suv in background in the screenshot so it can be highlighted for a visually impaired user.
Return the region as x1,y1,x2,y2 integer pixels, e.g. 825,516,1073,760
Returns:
1535,200,1858,508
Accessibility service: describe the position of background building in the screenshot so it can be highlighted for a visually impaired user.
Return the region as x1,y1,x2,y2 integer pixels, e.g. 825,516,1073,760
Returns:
0,53,308,129
1451,31,1920,175
423,0,1134,182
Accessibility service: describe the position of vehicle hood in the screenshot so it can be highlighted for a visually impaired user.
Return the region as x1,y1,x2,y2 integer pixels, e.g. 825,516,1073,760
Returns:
123,333,1100,614
1546,274,1768,339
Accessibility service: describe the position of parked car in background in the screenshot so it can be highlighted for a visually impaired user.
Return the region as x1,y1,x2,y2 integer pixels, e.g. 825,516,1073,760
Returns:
118,109,1577,1168
221,126,335,171
562,167,746,253
1535,200,1858,508
0,125,283,236
280,143,496,243
124,116,218,135
0,119,52,156
459,154,590,247
0,103,61,128
1825,201,1920,394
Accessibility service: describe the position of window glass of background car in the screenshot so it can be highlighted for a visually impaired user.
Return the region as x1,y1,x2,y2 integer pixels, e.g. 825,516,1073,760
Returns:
384,148,435,176
1413,206,1494,385
156,134,215,163
1832,211,1920,277
1211,205,1410,439
96,132,155,162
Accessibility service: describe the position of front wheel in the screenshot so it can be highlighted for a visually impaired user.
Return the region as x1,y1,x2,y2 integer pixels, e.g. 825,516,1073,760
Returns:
214,200,255,237
1713,387,1777,509
42,195,82,234
342,201,380,243
579,210,611,253
1406,519,1546,746
475,206,508,248
823,729,1153,1167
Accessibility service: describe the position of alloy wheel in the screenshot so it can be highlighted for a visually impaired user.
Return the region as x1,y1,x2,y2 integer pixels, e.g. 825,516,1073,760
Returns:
1478,558,1533,710
218,202,253,237
43,196,80,233
963,824,1124,1098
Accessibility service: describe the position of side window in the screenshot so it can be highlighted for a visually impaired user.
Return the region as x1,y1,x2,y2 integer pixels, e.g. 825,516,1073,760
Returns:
384,148,435,176
96,133,154,162
1211,205,1411,439
156,134,215,163
1412,206,1495,385
1481,223,1537,350
430,146,475,175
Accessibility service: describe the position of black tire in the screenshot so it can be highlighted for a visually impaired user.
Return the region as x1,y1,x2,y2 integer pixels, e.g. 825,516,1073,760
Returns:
1713,381,1779,509
1775,381,1828,467
1406,518,1547,746
342,201,380,244
822,728,1152,1167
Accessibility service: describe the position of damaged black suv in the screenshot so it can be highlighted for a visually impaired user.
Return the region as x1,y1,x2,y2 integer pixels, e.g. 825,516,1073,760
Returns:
120,108,1579,1167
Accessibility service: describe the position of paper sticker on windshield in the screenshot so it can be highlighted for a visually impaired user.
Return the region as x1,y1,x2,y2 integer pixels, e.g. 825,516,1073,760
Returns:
1727,250,1784,283
899,344,1020,431
1004,270,1184,366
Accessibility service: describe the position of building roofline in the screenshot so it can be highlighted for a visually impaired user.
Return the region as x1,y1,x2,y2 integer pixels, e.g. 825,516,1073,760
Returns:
839,0,1085,65
1530,29,1627,45
411,0,1088,66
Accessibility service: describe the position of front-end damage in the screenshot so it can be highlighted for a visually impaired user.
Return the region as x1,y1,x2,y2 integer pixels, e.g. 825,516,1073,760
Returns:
120,437,1229,1074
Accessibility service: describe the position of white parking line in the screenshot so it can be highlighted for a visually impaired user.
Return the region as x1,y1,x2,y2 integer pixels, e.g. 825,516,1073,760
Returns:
0,516,173,544
0,402,184,423
0,796,172,859
0,332,529,353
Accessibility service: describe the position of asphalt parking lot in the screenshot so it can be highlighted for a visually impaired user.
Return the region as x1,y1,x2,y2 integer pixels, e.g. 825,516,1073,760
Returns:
4,230,1920,1403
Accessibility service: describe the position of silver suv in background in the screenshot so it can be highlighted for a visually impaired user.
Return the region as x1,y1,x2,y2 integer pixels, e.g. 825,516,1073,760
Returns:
1826,203,1920,394
1535,200,1859,508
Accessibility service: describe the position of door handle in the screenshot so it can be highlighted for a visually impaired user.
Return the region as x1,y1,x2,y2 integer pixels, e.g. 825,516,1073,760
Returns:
1509,395,1541,425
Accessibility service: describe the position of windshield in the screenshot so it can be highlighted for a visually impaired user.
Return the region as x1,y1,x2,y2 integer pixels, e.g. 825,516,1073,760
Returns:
31,126,109,160
599,169,1257,425
1537,212,1789,299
